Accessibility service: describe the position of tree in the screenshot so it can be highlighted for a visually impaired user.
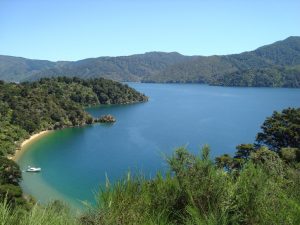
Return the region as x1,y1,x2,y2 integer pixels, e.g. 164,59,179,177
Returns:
256,108,300,152
250,147,285,177
280,147,300,164
0,184,25,207
215,154,233,171
0,157,22,185
235,144,256,160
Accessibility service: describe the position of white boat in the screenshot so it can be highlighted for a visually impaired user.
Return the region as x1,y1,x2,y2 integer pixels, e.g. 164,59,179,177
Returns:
26,166,41,172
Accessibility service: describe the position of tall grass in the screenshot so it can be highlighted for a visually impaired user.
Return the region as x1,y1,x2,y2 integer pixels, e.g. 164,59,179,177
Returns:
2,146,299,225
81,146,300,225
0,200,79,225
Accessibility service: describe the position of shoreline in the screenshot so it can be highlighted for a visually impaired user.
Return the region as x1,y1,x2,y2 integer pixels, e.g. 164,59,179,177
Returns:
12,130,52,161
11,120,103,162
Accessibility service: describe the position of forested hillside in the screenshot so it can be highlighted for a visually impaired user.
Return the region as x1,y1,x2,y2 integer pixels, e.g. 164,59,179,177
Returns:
144,36,300,86
1,36,300,87
0,52,194,82
0,77,147,157
0,55,56,82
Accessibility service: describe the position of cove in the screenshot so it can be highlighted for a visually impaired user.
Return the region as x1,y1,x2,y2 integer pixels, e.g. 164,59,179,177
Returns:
17,83,300,209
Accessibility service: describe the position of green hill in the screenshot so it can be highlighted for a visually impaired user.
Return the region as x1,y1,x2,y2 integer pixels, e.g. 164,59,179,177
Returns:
0,52,194,82
0,77,147,156
0,55,56,82
1,37,300,87
144,36,300,86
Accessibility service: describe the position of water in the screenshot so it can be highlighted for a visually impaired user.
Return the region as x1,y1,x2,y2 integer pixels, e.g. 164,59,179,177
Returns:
17,83,300,208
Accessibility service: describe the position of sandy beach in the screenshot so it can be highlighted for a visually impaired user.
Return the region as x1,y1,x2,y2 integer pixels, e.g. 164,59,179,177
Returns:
12,130,52,161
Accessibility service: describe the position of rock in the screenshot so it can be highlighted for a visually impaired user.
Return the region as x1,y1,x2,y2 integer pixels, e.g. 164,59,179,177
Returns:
97,114,116,123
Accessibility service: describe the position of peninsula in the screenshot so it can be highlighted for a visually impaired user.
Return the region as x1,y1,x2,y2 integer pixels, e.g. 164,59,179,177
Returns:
0,77,147,159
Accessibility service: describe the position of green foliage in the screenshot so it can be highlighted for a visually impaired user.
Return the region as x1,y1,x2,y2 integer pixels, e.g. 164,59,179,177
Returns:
217,107,300,172
0,157,29,209
256,108,300,152
0,184,28,209
143,37,300,87
215,154,233,171
3,144,299,225
281,147,300,165
226,162,300,225
0,199,79,225
0,157,22,185
0,77,147,157
81,146,300,225
0,52,191,82
250,147,285,177
235,144,255,160
215,144,256,172
81,146,230,225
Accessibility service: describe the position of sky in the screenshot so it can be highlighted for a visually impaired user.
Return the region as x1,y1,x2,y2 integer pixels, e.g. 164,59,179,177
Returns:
1,0,300,61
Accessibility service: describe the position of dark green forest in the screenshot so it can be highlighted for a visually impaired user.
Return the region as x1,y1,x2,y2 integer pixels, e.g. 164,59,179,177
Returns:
211,66,300,87
1,36,300,87
143,37,300,87
0,52,193,82
0,77,147,157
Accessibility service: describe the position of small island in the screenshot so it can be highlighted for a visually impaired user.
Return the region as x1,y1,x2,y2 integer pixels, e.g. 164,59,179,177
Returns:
97,114,116,123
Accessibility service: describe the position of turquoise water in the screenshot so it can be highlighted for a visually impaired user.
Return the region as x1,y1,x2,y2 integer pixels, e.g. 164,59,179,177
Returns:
18,83,300,208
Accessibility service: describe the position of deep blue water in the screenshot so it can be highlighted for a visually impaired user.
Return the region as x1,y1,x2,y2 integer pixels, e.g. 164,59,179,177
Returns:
17,83,300,208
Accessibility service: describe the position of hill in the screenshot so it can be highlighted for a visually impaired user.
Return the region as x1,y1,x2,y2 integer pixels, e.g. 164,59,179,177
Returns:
0,52,194,82
0,37,300,87
0,55,56,82
144,36,300,87
0,77,147,156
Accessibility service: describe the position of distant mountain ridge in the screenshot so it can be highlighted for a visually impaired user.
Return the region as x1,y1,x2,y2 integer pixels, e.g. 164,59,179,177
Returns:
144,36,300,87
1,36,300,87
0,52,195,82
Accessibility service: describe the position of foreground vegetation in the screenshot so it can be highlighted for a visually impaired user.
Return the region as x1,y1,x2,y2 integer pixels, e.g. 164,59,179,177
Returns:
81,108,300,224
82,146,299,225
0,199,79,225
0,102,299,224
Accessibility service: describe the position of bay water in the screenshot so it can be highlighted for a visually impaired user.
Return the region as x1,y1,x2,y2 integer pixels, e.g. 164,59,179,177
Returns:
17,83,300,208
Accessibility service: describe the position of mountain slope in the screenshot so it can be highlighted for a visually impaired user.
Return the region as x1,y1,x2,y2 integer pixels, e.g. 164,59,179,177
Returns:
143,36,300,86
0,52,195,82
0,36,300,87
0,55,56,82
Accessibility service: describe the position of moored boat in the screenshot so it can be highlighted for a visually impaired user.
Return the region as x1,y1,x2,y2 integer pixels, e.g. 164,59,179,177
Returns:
26,166,41,172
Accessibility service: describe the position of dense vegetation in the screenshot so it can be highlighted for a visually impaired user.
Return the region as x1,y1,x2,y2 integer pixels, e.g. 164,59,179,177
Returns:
210,66,300,87
1,107,299,224
0,77,147,157
1,36,300,87
143,37,300,87
97,115,116,123
0,52,194,82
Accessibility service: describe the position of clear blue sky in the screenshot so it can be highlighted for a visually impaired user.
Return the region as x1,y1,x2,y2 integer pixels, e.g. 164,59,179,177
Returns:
1,0,299,61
